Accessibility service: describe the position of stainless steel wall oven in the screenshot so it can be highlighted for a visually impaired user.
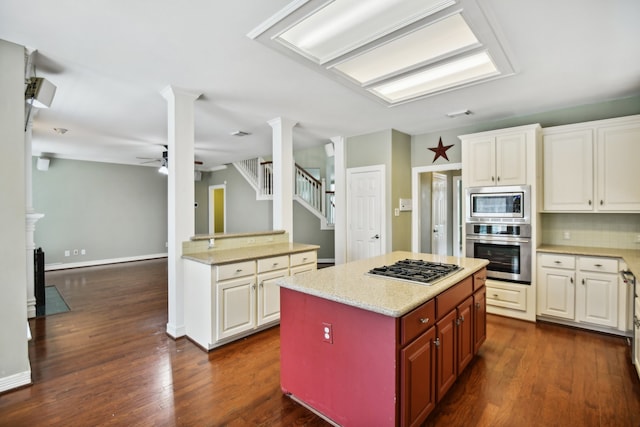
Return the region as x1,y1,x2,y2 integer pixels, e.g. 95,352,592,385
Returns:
465,223,532,283
465,185,532,284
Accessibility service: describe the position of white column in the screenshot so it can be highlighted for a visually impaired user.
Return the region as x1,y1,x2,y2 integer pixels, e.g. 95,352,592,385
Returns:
24,78,44,319
161,85,200,339
331,136,346,264
268,117,297,241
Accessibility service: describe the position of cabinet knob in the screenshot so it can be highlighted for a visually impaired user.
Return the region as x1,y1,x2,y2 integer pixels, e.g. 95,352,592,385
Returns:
594,263,603,268
497,176,500,182
475,302,481,309
491,176,495,182
554,260,562,264
434,338,440,347
493,294,499,298
419,317,429,324
600,200,604,206
570,277,574,284
581,279,585,285
236,269,243,273
460,315,465,322
588,200,592,206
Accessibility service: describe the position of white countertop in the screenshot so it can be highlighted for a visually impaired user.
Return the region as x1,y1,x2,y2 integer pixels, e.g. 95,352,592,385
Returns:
182,242,319,265
276,251,489,318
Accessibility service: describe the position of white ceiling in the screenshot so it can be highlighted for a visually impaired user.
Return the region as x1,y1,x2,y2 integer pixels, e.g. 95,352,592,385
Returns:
1,0,639,169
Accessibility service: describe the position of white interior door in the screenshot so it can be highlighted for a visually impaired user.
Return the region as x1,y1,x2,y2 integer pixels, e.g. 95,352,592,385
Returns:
453,176,462,257
431,173,447,255
346,166,384,262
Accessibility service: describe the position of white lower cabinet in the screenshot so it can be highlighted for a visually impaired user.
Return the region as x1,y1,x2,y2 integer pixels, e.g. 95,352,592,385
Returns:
576,257,619,328
184,250,317,350
537,253,575,320
537,252,623,333
217,274,256,340
289,250,317,275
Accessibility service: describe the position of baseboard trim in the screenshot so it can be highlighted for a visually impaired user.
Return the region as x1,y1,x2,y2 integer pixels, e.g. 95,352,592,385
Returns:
45,253,168,271
0,370,31,394
317,258,335,264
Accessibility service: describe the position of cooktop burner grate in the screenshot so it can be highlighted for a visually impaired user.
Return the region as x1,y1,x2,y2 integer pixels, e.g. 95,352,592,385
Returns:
368,259,461,285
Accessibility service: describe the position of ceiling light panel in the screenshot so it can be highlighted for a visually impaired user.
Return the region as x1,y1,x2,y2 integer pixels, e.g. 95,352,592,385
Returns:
333,13,478,84
370,51,499,103
277,0,455,64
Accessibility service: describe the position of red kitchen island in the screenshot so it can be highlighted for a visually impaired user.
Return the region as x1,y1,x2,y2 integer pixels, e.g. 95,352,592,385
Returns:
277,251,489,427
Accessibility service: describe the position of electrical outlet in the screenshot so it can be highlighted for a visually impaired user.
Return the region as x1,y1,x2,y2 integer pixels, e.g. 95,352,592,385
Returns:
563,231,571,240
394,208,400,217
322,322,333,344
64,250,70,257
73,249,79,255
81,249,86,255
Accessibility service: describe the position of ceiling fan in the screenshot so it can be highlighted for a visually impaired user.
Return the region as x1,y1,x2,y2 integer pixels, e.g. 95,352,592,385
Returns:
137,146,203,171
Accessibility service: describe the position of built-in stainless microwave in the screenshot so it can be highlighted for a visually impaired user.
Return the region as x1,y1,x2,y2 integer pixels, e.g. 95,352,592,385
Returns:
466,185,531,223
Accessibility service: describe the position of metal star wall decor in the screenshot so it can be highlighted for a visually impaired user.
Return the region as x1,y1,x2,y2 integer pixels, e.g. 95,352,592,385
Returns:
428,137,454,162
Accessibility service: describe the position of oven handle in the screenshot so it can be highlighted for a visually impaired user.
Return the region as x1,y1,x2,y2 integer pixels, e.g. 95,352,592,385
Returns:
466,236,530,244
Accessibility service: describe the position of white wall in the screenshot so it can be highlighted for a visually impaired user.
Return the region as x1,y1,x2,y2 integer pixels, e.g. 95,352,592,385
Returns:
0,39,31,392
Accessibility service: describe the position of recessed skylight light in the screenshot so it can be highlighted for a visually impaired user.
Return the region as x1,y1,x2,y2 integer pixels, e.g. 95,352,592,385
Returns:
332,13,479,84
249,0,515,105
277,0,455,64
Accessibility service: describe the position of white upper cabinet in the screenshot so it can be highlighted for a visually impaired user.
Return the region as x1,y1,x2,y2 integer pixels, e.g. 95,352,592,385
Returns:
460,124,539,188
542,129,594,211
543,115,640,212
597,121,640,211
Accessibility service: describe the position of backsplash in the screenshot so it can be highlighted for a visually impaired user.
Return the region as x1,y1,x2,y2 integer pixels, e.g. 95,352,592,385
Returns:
541,213,640,249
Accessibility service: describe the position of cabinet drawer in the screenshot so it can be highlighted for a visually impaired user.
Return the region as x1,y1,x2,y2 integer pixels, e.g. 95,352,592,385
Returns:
486,282,527,311
473,269,487,291
216,261,256,281
290,250,317,267
539,253,575,269
436,277,473,319
401,299,435,346
257,255,289,273
577,256,618,274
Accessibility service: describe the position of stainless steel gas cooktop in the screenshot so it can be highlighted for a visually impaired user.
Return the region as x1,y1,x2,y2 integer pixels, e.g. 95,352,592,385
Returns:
368,259,461,286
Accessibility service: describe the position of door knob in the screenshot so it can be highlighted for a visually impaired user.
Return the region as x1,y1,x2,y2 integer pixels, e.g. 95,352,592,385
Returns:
372,234,380,239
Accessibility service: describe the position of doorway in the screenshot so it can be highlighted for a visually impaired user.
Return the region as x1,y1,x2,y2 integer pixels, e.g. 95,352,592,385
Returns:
208,184,226,234
346,165,385,262
431,172,448,255
411,163,462,255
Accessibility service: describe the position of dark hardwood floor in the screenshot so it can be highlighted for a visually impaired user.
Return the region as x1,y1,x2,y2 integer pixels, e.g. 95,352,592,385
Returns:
1,259,638,426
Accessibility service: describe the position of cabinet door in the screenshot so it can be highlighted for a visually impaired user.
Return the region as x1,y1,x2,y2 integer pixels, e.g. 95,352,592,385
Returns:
597,122,640,211
495,132,527,186
436,310,457,402
473,287,486,354
257,270,286,326
576,272,618,327
457,297,474,374
401,327,436,427
216,276,256,340
466,137,496,187
537,267,575,319
543,129,594,211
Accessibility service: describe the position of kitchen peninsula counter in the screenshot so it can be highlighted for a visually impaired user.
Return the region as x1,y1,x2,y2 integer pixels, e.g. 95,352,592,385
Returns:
182,242,319,266
277,251,489,317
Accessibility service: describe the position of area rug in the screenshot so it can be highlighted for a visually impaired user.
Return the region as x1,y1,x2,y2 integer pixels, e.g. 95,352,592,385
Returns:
36,286,70,316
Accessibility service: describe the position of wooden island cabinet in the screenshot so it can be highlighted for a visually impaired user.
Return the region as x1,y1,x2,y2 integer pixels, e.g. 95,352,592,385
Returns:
278,252,488,426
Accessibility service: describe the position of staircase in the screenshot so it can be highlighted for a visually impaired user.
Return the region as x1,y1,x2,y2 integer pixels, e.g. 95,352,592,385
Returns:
234,158,335,230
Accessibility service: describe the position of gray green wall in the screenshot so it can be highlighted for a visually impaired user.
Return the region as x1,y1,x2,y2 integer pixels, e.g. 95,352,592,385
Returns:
33,158,168,266
206,165,272,233
412,95,640,168
346,129,412,253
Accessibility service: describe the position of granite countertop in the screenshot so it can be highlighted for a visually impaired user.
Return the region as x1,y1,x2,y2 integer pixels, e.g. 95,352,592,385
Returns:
183,242,320,265
537,244,640,276
276,251,489,318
